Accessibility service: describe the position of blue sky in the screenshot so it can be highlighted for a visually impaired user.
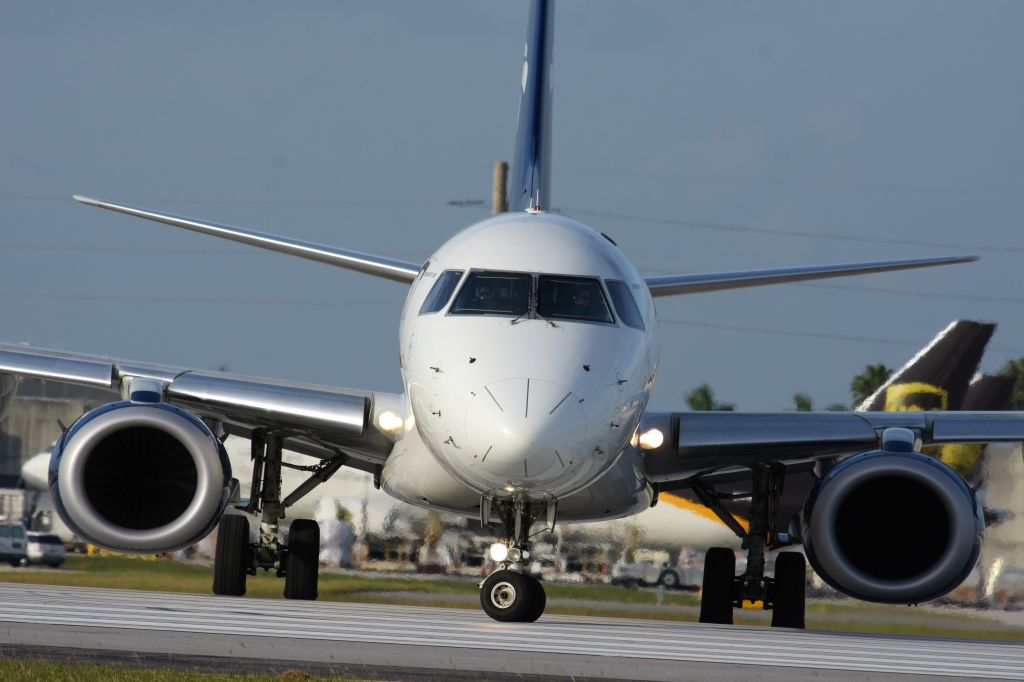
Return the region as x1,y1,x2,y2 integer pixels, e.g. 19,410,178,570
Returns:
2,1,1023,410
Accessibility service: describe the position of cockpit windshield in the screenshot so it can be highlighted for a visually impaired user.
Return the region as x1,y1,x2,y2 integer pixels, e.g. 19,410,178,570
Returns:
537,275,613,324
449,271,532,316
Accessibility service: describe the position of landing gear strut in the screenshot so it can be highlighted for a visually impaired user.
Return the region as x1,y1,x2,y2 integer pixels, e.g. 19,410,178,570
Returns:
213,431,348,600
479,497,549,622
692,462,806,629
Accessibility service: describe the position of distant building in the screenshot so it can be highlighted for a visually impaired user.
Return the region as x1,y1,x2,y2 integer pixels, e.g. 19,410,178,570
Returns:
0,379,118,476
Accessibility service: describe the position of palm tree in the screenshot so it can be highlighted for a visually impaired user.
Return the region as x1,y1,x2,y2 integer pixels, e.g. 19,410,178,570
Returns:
685,384,735,411
998,357,1024,409
792,393,813,411
850,363,892,406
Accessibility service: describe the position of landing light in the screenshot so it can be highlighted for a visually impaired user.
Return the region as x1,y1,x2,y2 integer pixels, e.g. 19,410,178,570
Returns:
638,428,664,450
377,409,404,434
489,543,509,562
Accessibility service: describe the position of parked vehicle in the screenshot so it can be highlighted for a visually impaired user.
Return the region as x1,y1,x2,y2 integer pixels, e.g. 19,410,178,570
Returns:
611,559,660,587
25,532,66,567
611,559,703,590
0,523,27,566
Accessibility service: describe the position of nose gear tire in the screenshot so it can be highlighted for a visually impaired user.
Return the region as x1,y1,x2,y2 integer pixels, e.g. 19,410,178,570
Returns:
284,519,320,600
523,574,546,622
212,515,249,597
480,570,545,622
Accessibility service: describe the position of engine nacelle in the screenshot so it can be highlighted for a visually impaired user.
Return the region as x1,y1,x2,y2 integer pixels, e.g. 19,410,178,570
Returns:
49,400,232,553
802,433,982,604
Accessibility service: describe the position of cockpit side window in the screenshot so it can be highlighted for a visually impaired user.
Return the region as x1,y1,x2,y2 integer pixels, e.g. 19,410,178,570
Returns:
605,280,645,330
449,271,532,316
419,270,464,315
537,275,614,324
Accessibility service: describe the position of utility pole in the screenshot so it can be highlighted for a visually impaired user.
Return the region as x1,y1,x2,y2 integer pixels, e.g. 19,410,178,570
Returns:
491,161,508,214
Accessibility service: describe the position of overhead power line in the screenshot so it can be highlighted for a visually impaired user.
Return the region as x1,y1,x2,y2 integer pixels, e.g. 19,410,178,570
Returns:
6,190,1020,255
567,208,1024,255
1,292,398,307
659,318,1022,357
0,193,436,208
797,282,1024,306
560,168,1024,199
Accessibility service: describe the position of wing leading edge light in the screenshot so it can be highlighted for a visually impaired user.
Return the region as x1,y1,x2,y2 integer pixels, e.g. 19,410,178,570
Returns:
1,0,1021,629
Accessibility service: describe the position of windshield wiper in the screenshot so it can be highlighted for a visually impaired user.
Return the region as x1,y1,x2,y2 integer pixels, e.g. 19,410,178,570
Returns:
533,310,558,328
509,309,556,327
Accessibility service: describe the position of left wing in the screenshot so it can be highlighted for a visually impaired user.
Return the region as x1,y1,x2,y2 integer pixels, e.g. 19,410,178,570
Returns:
644,256,976,297
641,410,1024,483
0,343,399,471
73,195,421,283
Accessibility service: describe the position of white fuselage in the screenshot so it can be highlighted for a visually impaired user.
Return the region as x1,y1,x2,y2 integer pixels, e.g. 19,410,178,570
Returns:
381,211,660,516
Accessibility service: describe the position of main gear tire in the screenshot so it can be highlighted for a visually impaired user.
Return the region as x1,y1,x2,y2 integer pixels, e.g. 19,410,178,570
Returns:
699,547,735,625
284,519,320,600
213,514,250,597
771,551,806,629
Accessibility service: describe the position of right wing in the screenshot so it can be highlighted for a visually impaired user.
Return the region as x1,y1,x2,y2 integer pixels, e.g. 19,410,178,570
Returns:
0,343,400,472
73,195,421,284
642,410,1024,484
644,256,976,298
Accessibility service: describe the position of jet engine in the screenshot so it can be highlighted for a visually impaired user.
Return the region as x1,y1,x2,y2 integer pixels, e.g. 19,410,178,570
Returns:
802,428,982,604
49,400,232,553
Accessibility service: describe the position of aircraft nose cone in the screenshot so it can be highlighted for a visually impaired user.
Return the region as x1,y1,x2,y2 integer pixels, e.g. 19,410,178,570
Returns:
465,378,587,483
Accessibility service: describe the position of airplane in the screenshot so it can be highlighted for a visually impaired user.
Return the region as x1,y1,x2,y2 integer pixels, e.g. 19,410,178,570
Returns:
1,0,1023,628
18,318,1003,576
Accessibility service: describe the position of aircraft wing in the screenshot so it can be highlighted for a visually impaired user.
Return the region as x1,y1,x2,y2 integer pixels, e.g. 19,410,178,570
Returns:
0,343,399,471
73,195,421,284
640,410,1024,483
644,256,976,297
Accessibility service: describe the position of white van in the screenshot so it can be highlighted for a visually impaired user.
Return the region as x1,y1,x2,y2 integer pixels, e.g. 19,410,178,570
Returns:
25,532,66,568
0,523,27,566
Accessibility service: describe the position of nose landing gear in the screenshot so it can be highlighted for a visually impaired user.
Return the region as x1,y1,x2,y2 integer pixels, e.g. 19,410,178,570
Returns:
478,497,550,622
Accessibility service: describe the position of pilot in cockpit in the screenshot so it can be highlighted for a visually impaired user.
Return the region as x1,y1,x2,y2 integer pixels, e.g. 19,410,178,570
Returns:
473,283,495,305
571,287,594,316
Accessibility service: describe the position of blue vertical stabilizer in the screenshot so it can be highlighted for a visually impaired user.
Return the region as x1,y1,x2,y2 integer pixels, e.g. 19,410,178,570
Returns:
510,0,554,213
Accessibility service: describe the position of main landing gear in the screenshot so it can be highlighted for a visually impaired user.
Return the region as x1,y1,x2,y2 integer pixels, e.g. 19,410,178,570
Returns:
691,462,806,629
213,431,349,601
479,497,550,622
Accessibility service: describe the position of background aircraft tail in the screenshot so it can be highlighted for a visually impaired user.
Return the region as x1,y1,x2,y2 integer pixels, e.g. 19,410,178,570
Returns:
857,320,995,412
509,0,554,212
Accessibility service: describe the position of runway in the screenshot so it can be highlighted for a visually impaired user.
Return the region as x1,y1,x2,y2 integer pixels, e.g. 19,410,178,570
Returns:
0,584,1021,681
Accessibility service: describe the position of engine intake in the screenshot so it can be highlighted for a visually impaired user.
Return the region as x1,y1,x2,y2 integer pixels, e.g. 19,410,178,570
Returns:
803,431,982,604
50,401,231,553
